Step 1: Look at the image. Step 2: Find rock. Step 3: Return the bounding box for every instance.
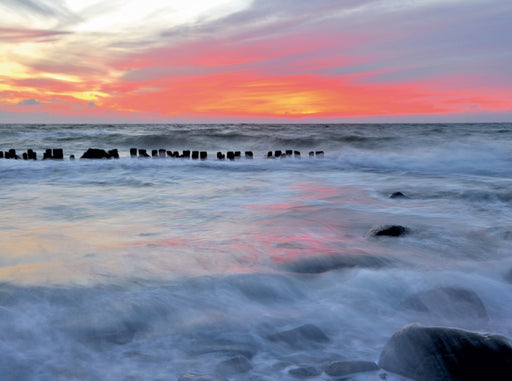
[398,286,489,322]
[505,269,512,283]
[138,149,150,158]
[367,225,409,237]
[268,324,329,349]
[108,149,119,159]
[324,360,379,377]
[289,366,321,378]
[378,323,512,381]
[281,254,392,274]
[215,355,252,376]
[130,148,137,157]
[389,191,408,199]
[178,374,228,381]
[80,148,111,159]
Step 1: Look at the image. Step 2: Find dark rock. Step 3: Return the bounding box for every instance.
[138,149,150,158]
[289,366,321,378]
[367,225,409,237]
[286,149,293,156]
[294,150,301,158]
[389,191,408,199]
[186,343,257,359]
[217,152,225,160]
[80,148,111,159]
[234,151,241,159]
[22,152,28,160]
[282,254,392,274]
[267,151,273,159]
[130,148,137,157]
[309,151,314,158]
[315,151,324,158]
[268,324,329,349]
[178,374,228,381]
[200,151,207,160]
[215,355,252,376]
[226,151,235,161]
[43,148,52,160]
[245,151,253,159]
[505,268,512,283]
[192,151,199,160]
[325,360,379,377]
[151,149,158,157]
[378,323,512,381]
[70,155,75,160]
[158,149,166,158]
[275,150,282,158]
[0,151,3,159]
[398,286,489,322]
[182,150,191,158]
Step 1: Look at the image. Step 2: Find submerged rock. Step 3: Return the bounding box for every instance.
[268,324,330,349]
[398,286,489,322]
[367,225,409,237]
[288,366,321,378]
[281,254,392,274]
[388,191,408,199]
[378,323,512,381]
[324,360,379,377]
[215,355,252,376]
[178,374,228,381]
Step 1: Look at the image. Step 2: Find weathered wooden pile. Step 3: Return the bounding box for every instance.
[0,148,325,161]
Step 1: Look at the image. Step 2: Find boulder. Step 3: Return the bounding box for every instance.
[378,323,512,381]
[389,191,408,199]
[268,324,329,349]
[398,286,489,322]
[367,225,409,237]
[215,355,252,376]
[288,366,321,378]
[281,254,392,274]
[324,360,379,377]
[178,374,228,381]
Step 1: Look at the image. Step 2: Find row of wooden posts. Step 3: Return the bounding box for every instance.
[0,148,325,161]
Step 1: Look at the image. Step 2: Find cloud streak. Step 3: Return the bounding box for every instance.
[1,0,511,122]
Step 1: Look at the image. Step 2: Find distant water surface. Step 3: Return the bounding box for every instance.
[0,123,511,379]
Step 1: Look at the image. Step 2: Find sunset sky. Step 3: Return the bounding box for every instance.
[1,0,511,123]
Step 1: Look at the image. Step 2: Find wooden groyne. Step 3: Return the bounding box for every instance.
[0,148,325,161]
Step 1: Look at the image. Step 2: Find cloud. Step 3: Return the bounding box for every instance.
[0,27,71,43]
[18,98,41,106]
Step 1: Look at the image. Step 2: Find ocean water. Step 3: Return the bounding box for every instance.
[0,123,511,380]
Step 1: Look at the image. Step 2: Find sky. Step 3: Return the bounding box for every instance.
[0,0,511,123]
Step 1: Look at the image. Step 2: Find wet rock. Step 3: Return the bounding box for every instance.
[388,191,408,199]
[178,374,228,381]
[108,149,119,159]
[215,355,252,376]
[80,148,111,159]
[288,366,321,378]
[324,360,379,377]
[130,148,137,157]
[398,286,489,321]
[367,225,409,237]
[186,342,257,359]
[282,254,392,274]
[245,151,253,159]
[268,324,329,349]
[378,323,512,381]
[505,268,512,283]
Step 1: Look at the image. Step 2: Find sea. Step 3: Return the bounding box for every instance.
[0,123,511,380]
